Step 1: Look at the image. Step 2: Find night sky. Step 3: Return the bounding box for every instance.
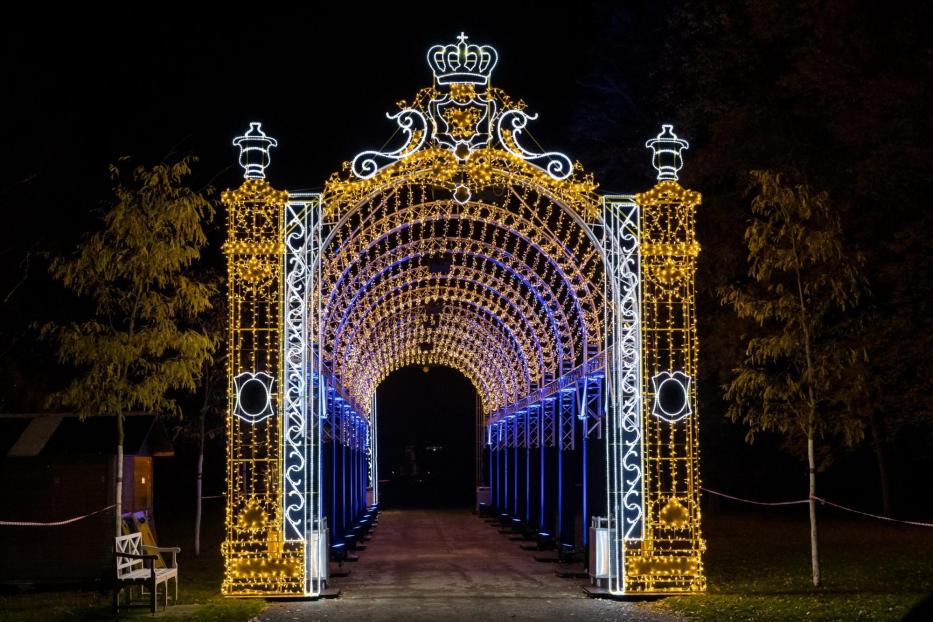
[3,3,931,513]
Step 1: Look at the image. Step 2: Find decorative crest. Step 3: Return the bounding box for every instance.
[233,122,278,180]
[233,371,275,424]
[427,32,498,85]
[646,124,689,181]
[651,371,692,423]
[349,36,572,182]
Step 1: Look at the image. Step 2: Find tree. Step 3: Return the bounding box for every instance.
[719,170,865,587]
[192,343,224,556]
[44,156,215,538]
[169,282,225,556]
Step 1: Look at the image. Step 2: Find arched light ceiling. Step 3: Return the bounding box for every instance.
[318,149,605,416]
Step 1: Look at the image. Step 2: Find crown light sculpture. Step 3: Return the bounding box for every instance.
[351,32,572,179]
[427,32,498,85]
[222,34,704,599]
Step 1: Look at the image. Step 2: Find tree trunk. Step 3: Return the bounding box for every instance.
[792,244,821,588]
[115,413,124,538]
[195,410,205,556]
[868,410,894,518]
[807,432,821,587]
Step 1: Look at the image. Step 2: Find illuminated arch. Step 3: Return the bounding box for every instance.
[317,166,606,418]
[222,33,704,602]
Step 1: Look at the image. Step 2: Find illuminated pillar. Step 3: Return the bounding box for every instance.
[491,424,498,510]
[503,422,510,516]
[488,424,494,510]
[323,388,336,545]
[340,405,348,538]
[584,377,607,540]
[222,123,303,596]
[516,413,526,523]
[511,415,518,518]
[557,388,576,547]
[496,423,504,513]
[349,415,356,523]
[330,395,339,543]
[355,418,362,518]
[537,404,546,533]
[527,404,541,530]
[541,397,557,538]
[627,125,705,593]
[580,412,588,548]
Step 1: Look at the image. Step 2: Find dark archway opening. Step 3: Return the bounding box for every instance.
[376,365,478,509]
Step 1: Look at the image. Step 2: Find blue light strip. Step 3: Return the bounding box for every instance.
[539,405,546,531]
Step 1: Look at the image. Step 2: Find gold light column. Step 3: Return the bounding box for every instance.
[627,126,705,593]
[221,125,303,596]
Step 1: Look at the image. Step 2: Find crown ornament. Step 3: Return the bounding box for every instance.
[427,33,498,85]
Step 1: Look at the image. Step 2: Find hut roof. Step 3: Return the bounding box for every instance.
[0,413,174,458]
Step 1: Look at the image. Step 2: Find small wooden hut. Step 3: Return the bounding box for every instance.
[0,413,173,585]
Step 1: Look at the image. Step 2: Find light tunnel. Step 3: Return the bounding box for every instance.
[319,188,605,415]
[221,34,705,600]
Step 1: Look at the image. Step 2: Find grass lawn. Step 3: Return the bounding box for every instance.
[653,508,933,621]
[3,506,930,621]
[0,504,265,622]
[0,551,265,622]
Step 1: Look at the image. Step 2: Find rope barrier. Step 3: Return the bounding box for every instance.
[814,496,933,528]
[0,495,227,527]
[0,504,116,527]
[702,487,809,506]
[5,490,929,529]
[702,487,933,528]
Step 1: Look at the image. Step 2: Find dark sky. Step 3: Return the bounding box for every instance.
[3,4,629,204]
[3,3,678,273]
[4,4,931,512]
[1,3,633,502]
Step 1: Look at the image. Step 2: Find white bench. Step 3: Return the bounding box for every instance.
[113,532,180,613]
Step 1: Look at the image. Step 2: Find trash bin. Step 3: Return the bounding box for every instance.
[476,486,491,512]
[588,516,610,580]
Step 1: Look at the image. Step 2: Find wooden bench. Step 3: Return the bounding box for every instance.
[113,532,180,613]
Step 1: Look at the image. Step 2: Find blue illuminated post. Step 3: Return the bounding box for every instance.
[525,410,531,526]
[539,403,546,533]
[330,390,338,544]
[340,406,348,538]
[542,396,558,538]
[488,424,495,511]
[498,424,503,514]
[558,386,576,548]
[348,416,355,525]
[512,416,518,519]
[504,422,510,516]
[492,425,498,510]
[582,415,588,548]
[354,418,358,518]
